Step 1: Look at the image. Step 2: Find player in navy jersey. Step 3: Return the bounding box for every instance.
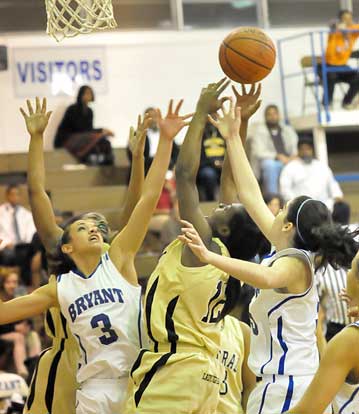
[179,99,359,414]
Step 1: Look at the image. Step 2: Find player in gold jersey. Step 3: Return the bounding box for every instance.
[23,98,149,414]
[126,80,263,413]
[218,314,255,414]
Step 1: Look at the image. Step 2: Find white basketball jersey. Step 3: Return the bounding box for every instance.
[248,248,319,377]
[57,252,143,383]
[333,322,359,414]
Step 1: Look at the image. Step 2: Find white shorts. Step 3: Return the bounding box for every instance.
[76,378,128,414]
[247,374,333,414]
[333,382,359,414]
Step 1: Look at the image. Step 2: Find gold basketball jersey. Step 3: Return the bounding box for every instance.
[217,316,245,414]
[145,238,229,356]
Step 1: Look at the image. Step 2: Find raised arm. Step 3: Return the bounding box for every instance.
[115,114,149,232]
[0,282,57,324]
[179,220,310,291]
[287,327,359,414]
[209,101,275,243]
[109,100,191,276]
[175,78,229,244]
[21,98,63,253]
[219,84,261,204]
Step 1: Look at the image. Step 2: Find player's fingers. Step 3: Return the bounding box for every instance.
[19,108,27,119]
[255,83,262,98]
[231,85,239,98]
[41,98,47,113]
[241,84,246,96]
[27,100,34,115]
[217,80,231,95]
[46,111,52,122]
[174,99,184,115]
[181,112,194,120]
[208,114,218,126]
[252,100,262,113]
[35,97,41,113]
[235,106,241,119]
[215,77,228,88]
[156,108,163,120]
[249,84,255,95]
[168,99,174,116]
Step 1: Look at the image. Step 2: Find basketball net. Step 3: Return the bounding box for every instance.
[45,0,117,42]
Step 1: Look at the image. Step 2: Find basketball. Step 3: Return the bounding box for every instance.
[219,27,276,84]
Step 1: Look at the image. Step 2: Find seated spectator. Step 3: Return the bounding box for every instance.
[0,185,36,284]
[0,339,28,414]
[263,193,284,216]
[197,122,225,201]
[0,271,41,379]
[280,136,343,210]
[54,85,115,165]
[324,9,359,109]
[127,107,179,176]
[249,105,298,194]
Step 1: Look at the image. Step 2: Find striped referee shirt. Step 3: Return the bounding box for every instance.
[316,265,349,326]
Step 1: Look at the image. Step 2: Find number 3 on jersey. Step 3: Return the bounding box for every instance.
[91,313,118,345]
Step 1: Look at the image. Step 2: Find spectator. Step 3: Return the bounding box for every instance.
[324,9,359,109]
[54,85,115,165]
[280,136,343,210]
[0,185,36,279]
[127,107,179,175]
[0,339,28,414]
[0,271,41,379]
[316,201,354,343]
[249,105,298,194]
[263,193,284,216]
[197,122,225,201]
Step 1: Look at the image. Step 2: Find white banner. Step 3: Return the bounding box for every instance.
[12,46,107,97]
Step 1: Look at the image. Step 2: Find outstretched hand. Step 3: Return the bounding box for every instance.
[340,288,359,318]
[20,97,52,137]
[232,83,262,121]
[197,77,231,115]
[158,99,193,141]
[178,220,212,263]
[128,113,152,158]
[208,98,241,140]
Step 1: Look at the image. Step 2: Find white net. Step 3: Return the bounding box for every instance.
[45,0,118,41]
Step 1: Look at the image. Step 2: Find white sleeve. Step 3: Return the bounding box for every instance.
[326,167,343,199]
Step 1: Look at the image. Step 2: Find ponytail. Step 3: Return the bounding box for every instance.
[287,196,359,270]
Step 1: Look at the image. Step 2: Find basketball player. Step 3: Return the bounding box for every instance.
[287,250,359,414]
[126,79,263,414]
[0,97,191,414]
[23,99,150,414]
[217,313,255,414]
[179,100,359,414]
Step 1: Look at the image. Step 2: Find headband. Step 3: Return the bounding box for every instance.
[296,198,314,244]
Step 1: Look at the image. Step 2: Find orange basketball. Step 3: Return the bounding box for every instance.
[219,27,276,84]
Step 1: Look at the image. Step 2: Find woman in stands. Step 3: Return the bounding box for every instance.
[179,99,359,414]
[54,85,115,165]
[24,98,149,414]
[0,96,191,414]
[126,79,263,414]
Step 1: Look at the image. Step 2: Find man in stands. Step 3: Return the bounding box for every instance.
[325,9,359,109]
[0,185,36,281]
[249,104,298,195]
[279,136,343,210]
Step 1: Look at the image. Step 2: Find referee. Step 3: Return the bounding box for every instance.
[317,201,354,341]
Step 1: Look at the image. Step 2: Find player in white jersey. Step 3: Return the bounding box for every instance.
[179,98,359,414]
[288,250,359,414]
[0,97,191,414]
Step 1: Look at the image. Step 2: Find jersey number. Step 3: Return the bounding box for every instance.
[219,370,228,396]
[202,281,226,323]
[91,313,118,345]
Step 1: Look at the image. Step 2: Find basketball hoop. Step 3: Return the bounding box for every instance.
[45,0,118,42]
